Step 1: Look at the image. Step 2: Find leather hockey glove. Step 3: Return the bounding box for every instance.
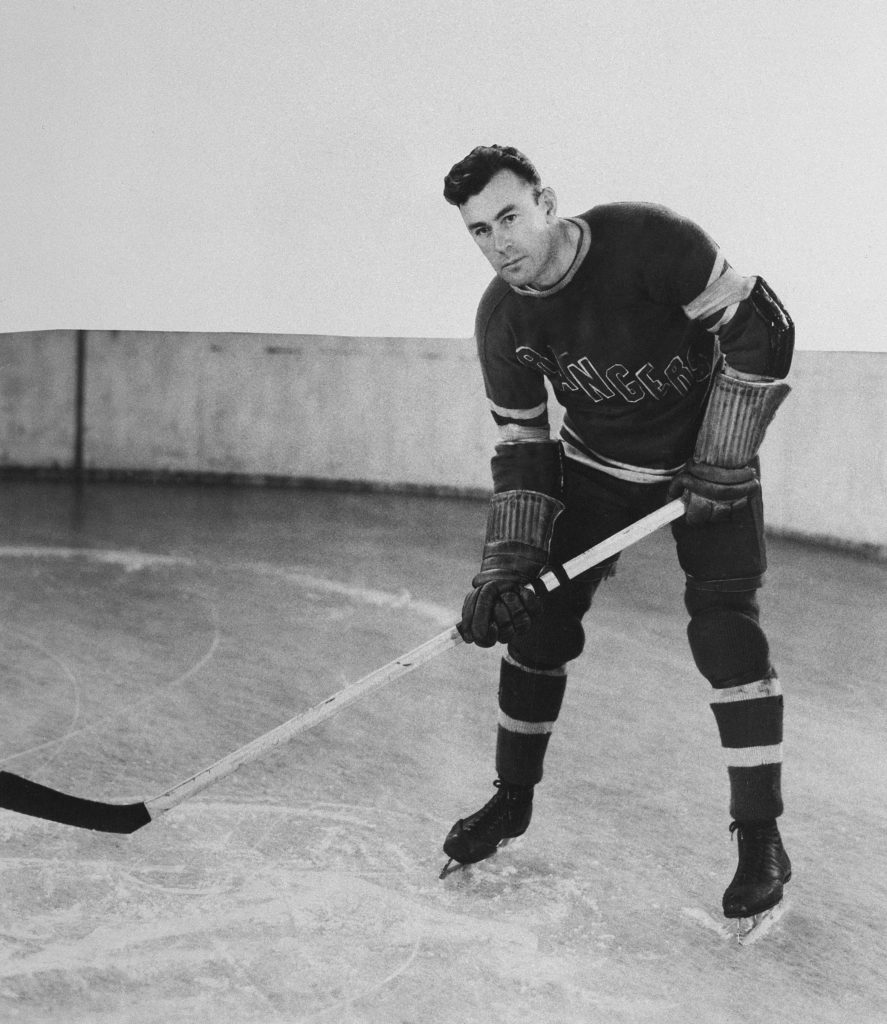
[669,371,790,526]
[459,490,563,648]
[668,460,759,525]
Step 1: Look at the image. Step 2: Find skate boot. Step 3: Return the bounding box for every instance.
[440,780,533,878]
[723,819,791,943]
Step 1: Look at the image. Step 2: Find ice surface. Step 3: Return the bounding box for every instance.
[0,482,884,1023]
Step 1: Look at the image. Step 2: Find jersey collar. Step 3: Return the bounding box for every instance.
[510,218,591,298]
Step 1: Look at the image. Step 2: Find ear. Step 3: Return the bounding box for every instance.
[538,186,557,217]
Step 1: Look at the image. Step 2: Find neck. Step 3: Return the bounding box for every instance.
[527,218,580,291]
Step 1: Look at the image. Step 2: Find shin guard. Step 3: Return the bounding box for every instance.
[687,594,784,821]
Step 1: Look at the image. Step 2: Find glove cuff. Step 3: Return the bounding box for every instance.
[694,372,790,468]
[478,490,564,579]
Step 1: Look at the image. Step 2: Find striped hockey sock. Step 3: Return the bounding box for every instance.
[709,675,784,821]
[496,653,568,787]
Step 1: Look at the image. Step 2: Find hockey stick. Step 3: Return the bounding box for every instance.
[0,498,684,834]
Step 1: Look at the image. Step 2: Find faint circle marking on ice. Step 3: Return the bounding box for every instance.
[0,544,453,763]
[0,548,459,1010]
[0,546,453,625]
[0,623,83,766]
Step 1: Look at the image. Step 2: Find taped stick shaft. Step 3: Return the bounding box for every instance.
[535,498,684,592]
[148,498,684,818]
[146,625,463,818]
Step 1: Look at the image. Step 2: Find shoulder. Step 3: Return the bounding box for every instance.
[581,202,712,242]
[580,203,718,284]
[475,275,513,340]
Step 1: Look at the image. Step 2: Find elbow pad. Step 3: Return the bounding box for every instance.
[685,271,795,379]
[746,277,795,380]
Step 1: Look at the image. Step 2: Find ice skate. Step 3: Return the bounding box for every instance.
[723,819,791,944]
[439,780,533,878]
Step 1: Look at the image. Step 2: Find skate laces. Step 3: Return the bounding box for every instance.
[463,780,527,835]
[729,820,780,874]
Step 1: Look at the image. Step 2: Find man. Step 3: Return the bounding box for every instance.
[440,145,794,927]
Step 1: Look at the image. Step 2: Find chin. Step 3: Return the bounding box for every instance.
[499,265,533,287]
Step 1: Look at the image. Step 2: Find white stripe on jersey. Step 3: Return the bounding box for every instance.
[488,398,547,421]
[561,427,683,484]
[710,302,740,331]
[722,743,783,768]
[683,265,755,324]
[497,424,552,444]
[706,251,727,286]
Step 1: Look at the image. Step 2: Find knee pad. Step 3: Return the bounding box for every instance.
[686,591,772,688]
[508,614,586,670]
[684,582,760,619]
[506,580,590,669]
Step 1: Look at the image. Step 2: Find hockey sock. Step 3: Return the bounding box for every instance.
[495,653,567,787]
[710,675,784,821]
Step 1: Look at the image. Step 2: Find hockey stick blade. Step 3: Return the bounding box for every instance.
[0,499,684,834]
[0,771,151,834]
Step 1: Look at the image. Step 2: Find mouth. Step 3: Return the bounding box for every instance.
[501,256,525,272]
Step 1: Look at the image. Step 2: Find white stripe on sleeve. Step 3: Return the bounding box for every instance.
[497,424,552,443]
[489,399,547,420]
[683,267,755,322]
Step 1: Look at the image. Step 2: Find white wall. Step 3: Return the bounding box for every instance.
[81,331,498,488]
[762,352,886,553]
[0,332,884,557]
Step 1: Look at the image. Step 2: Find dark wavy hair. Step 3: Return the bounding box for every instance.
[443,145,541,206]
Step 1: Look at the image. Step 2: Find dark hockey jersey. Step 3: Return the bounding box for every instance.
[474,202,775,486]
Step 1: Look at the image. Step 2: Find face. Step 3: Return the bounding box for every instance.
[459,170,559,288]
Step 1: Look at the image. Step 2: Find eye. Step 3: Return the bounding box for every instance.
[501,214,517,225]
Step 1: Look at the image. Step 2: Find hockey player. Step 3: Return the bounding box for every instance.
[440,145,794,931]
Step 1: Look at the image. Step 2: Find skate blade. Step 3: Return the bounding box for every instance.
[439,858,463,880]
[438,837,520,880]
[736,898,788,946]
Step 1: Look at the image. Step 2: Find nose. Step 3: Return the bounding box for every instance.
[492,224,512,254]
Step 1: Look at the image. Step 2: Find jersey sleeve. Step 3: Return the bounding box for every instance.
[475,281,561,496]
[639,205,786,377]
[637,205,721,309]
[475,281,549,434]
